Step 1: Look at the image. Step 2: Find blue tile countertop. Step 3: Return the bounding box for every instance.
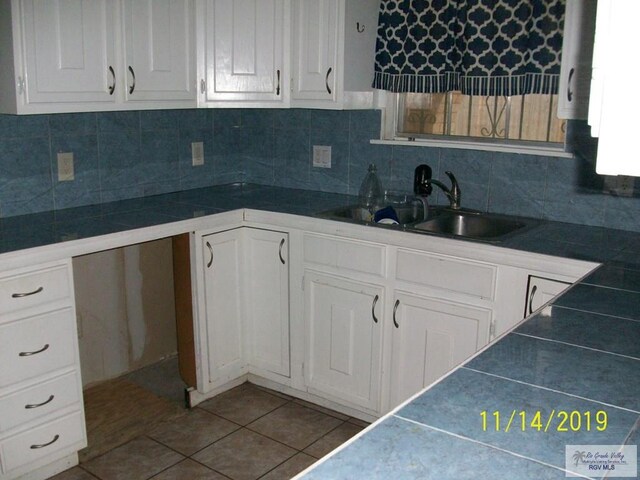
[1,183,639,479]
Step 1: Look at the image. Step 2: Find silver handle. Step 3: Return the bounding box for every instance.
[108,66,115,95]
[393,299,400,328]
[30,434,59,449]
[371,295,379,323]
[12,286,43,298]
[200,78,206,94]
[128,66,136,94]
[206,241,213,269]
[356,22,365,33]
[528,284,538,315]
[279,238,285,265]
[25,395,55,409]
[325,67,332,94]
[276,69,281,96]
[19,344,50,357]
[567,67,574,102]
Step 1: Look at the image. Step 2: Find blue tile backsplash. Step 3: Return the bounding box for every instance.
[0,108,639,232]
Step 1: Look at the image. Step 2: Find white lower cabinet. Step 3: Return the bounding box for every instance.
[304,272,382,412]
[388,291,491,408]
[200,229,246,387]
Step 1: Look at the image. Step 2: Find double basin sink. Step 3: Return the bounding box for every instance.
[318,202,529,241]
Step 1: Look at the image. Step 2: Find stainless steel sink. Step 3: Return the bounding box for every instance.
[412,210,527,239]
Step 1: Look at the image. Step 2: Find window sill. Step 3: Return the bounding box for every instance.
[370,137,574,158]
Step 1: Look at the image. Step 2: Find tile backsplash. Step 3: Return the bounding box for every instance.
[0,108,639,232]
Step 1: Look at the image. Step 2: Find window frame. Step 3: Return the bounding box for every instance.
[373,91,574,158]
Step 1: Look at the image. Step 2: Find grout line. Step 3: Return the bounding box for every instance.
[551,304,640,324]
[462,367,640,414]
[513,331,640,361]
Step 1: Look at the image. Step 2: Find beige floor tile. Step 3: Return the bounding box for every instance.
[150,459,229,479]
[346,417,371,428]
[259,453,317,480]
[82,437,184,480]
[247,403,343,450]
[49,467,99,480]
[291,399,349,421]
[192,429,295,480]
[252,384,293,401]
[303,422,363,458]
[198,383,288,426]
[149,409,239,455]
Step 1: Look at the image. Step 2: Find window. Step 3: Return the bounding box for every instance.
[397,92,566,146]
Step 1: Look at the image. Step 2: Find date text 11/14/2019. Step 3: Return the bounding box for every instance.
[480,410,608,433]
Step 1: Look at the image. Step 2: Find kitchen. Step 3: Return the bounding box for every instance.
[1,0,639,479]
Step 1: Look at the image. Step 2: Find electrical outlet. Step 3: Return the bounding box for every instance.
[191,142,204,166]
[57,152,74,181]
[313,145,332,168]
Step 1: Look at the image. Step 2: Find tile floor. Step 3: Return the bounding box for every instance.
[52,382,368,480]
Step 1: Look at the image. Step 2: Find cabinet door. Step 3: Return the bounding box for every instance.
[202,229,245,385]
[291,0,339,103]
[557,0,597,119]
[244,229,290,378]
[20,0,116,104]
[305,272,382,411]
[122,0,195,103]
[389,292,491,409]
[201,0,286,104]
[525,276,571,317]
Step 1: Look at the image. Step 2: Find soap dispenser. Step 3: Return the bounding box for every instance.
[358,164,383,209]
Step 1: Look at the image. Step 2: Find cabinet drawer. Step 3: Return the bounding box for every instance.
[0,265,71,318]
[0,309,77,389]
[0,372,81,433]
[0,411,85,474]
[396,249,496,300]
[303,234,386,278]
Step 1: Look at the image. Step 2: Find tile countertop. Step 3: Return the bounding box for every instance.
[1,184,639,479]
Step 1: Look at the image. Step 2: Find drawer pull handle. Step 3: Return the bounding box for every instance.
[279,238,286,265]
[12,286,44,298]
[528,284,538,315]
[30,434,59,449]
[325,67,332,94]
[19,344,50,357]
[393,299,400,328]
[371,295,379,323]
[128,66,136,94]
[25,395,55,409]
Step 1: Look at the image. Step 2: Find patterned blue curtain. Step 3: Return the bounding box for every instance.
[373,0,565,96]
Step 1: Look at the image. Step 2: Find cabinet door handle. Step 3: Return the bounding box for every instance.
[393,299,400,328]
[200,78,206,94]
[108,66,116,95]
[25,395,55,409]
[206,241,213,269]
[30,434,59,449]
[528,284,538,315]
[325,67,332,94]
[128,66,136,94]
[371,295,379,323]
[567,67,574,102]
[19,344,50,357]
[276,69,281,96]
[279,238,286,265]
[12,286,43,298]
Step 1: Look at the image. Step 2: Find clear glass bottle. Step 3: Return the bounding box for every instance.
[358,163,383,209]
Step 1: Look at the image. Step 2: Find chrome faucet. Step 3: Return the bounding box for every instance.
[429,171,461,209]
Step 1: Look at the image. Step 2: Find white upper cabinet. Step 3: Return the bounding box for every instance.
[589,0,640,176]
[557,0,597,120]
[0,0,196,114]
[198,0,289,107]
[0,0,117,114]
[122,0,196,104]
[291,0,378,109]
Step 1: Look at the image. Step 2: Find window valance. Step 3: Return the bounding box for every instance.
[373,0,565,96]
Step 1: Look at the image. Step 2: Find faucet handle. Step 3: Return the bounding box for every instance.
[444,171,461,209]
